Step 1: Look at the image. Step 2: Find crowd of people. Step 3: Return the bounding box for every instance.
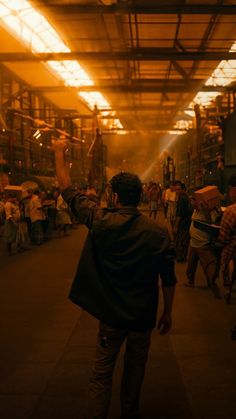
[53,137,177,419]
[52,136,236,418]
[2,177,236,304]
[0,187,75,255]
[143,177,236,304]
[1,150,236,417]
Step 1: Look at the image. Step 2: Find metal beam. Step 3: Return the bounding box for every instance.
[106,105,177,112]
[171,61,189,80]
[28,79,206,91]
[1,50,236,61]
[102,127,186,133]
[34,4,236,15]
[19,104,184,112]
[28,84,226,93]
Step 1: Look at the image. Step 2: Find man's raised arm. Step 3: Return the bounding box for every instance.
[52,138,72,191]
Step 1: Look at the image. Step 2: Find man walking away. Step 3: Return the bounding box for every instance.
[53,138,177,419]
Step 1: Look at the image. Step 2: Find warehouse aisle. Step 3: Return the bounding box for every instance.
[0,223,236,419]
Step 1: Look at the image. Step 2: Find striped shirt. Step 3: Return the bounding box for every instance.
[219,203,236,267]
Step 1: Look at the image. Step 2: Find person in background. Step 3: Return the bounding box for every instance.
[173,183,193,263]
[86,185,100,204]
[52,138,177,419]
[185,191,221,298]
[22,192,31,240]
[165,181,177,229]
[219,174,236,306]
[43,190,57,239]
[39,191,49,238]
[29,189,45,245]
[162,183,169,220]
[4,194,25,254]
[141,183,149,205]
[104,183,113,208]
[56,192,72,237]
[149,182,161,220]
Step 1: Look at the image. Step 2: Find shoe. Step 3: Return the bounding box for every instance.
[207,279,221,299]
[184,281,194,288]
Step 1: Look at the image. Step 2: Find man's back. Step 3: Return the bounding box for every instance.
[63,192,176,331]
[52,143,177,419]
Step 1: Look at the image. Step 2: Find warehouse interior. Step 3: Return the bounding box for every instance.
[1,3,236,419]
[1,1,236,192]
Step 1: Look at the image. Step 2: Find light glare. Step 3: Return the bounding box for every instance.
[0,0,122,127]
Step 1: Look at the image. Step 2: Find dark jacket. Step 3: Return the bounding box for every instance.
[62,189,177,331]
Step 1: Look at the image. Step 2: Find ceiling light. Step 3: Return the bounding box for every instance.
[169,130,186,135]
[190,40,236,108]
[33,129,41,139]
[184,110,195,118]
[174,120,191,130]
[0,0,122,128]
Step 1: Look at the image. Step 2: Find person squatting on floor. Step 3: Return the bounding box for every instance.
[53,138,177,419]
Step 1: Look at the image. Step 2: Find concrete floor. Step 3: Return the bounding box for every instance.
[0,221,236,419]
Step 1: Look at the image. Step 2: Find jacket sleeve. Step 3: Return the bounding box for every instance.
[158,244,177,287]
[153,226,177,287]
[62,187,99,229]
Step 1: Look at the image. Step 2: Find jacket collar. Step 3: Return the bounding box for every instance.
[112,206,141,215]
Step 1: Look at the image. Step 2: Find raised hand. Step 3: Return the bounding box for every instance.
[51,136,69,153]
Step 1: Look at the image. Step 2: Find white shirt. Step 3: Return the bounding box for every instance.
[56,194,69,211]
[165,188,176,203]
[4,201,20,222]
[30,195,45,222]
[190,209,211,248]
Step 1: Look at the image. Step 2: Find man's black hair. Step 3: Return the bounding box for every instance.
[228,174,236,187]
[110,172,142,207]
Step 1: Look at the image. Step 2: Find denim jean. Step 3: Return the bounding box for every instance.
[88,321,152,419]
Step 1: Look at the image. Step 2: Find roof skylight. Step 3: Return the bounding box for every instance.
[0,0,123,129]
[191,41,236,107]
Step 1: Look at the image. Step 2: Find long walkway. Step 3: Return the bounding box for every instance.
[0,220,236,419]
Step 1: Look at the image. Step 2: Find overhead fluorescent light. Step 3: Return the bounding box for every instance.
[0,0,123,128]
